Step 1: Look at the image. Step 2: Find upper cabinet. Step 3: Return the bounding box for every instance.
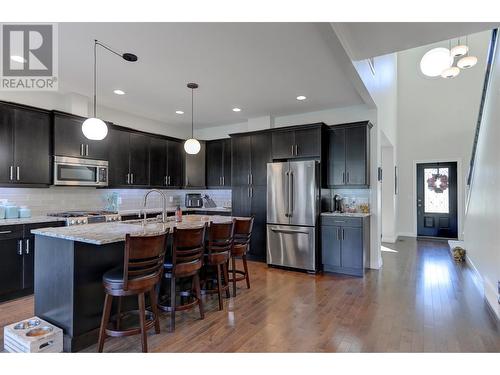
[271,124,323,159]
[53,111,109,160]
[327,122,372,188]
[0,102,51,186]
[108,128,150,187]
[206,138,231,188]
[231,133,271,187]
[184,141,206,188]
[150,137,184,188]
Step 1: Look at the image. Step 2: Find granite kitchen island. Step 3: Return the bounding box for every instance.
[31,215,238,352]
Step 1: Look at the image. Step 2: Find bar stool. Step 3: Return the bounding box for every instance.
[158,224,206,332]
[229,217,254,296]
[97,232,167,353]
[202,220,235,310]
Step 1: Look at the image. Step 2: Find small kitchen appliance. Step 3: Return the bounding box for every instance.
[185,193,203,208]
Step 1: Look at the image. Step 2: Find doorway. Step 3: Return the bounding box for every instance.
[416,162,458,239]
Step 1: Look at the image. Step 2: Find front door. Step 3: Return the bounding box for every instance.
[416,162,458,238]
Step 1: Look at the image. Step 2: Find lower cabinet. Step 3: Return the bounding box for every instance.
[0,221,65,302]
[321,215,370,277]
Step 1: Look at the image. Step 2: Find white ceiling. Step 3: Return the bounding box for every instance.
[58,23,366,129]
[333,22,500,60]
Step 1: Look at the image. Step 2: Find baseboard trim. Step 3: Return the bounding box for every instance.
[381,235,397,243]
[465,254,500,322]
[397,232,416,239]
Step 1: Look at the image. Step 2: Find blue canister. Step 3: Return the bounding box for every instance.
[0,205,5,219]
[19,206,32,218]
[5,204,19,219]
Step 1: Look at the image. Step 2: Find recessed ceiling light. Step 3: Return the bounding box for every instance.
[175,110,184,115]
[232,107,241,112]
[113,89,125,95]
[10,55,26,63]
[296,95,307,101]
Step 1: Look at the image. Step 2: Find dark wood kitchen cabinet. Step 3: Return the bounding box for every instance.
[0,102,51,186]
[321,215,370,277]
[53,111,109,160]
[327,121,372,188]
[0,221,64,302]
[150,137,184,188]
[108,128,150,187]
[271,124,323,159]
[206,138,231,188]
[231,132,271,261]
[184,141,206,188]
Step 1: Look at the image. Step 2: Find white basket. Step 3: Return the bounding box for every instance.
[4,317,63,353]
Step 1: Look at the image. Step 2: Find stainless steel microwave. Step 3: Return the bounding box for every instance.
[53,156,108,187]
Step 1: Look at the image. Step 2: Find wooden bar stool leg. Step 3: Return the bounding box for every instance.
[138,292,148,353]
[216,265,223,311]
[149,287,160,334]
[194,273,204,319]
[98,293,113,353]
[116,296,122,330]
[169,276,176,332]
[243,254,250,289]
[231,257,237,297]
[223,262,230,298]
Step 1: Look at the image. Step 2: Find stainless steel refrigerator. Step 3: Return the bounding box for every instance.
[266,160,319,272]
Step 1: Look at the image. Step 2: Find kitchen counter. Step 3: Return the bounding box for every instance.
[118,206,231,216]
[0,216,67,226]
[321,212,371,218]
[32,214,237,245]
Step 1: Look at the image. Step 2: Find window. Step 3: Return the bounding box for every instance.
[424,167,449,214]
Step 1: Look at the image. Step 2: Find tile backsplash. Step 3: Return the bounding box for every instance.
[0,187,232,216]
[321,188,371,212]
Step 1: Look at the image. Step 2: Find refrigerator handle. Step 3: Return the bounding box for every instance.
[289,171,294,217]
[285,170,289,217]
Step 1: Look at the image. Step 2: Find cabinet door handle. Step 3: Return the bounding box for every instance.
[0,230,12,234]
[16,166,20,181]
[291,145,294,156]
[126,173,130,184]
[346,172,350,183]
[168,176,171,185]
[247,174,250,184]
[248,187,250,197]
[342,172,345,184]
[18,240,23,256]
[85,144,89,156]
[9,166,14,181]
[80,144,84,156]
[222,176,225,186]
[250,174,253,185]
[219,176,222,186]
[295,144,298,155]
[336,227,340,241]
[25,239,30,255]
[342,228,345,241]
[131,173,134,184]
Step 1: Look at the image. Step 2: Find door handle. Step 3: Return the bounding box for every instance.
[127,173,130,184]
[346,172,350,183]
[165,176,167,186]
[17,240,23,256]
[342,228,345,241]
[168,176,171,185]
[295,144,298,156]
[131,173,134,184]
[9,166,14,181]
[289,171,294,217]
[271,228,309,235]
[222,176,225,186]
[16,166,20,181]
[285,170,290,217]
[248,187,250,197]
[25,239,30,254]
[220,176,222,186]
[250,174,253,185]
[250,187,253,197]
[80,144,84,156]
[247,174,250,184]
[336,227,340,241]
[342,172,345,184]
[85,144,89,156]
[291,145,294,156]
[0,230,12,234]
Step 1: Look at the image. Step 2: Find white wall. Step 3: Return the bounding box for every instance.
[396,31,490,238]
[463,33,500,320]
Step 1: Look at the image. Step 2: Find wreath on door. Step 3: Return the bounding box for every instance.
[427,173,449,193]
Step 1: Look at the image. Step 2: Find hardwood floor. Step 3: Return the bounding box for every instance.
[1,237,499,352]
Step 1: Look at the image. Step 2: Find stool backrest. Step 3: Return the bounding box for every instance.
[173,224,206,266]
[234,217,254,246]
[123,231,168,291]
[207,220,235,256]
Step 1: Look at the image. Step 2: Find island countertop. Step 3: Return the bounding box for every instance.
[31,214,239,245]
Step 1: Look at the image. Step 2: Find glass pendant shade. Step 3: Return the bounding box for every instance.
[451,45,468,57]
[441,66,460,79]
[457,55,478,69]
[420,48,453,77]
[184,138,201,154]
[82,117,108,140]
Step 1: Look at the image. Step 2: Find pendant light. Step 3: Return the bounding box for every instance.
[441,66,460,79]
[82,40,138,140]
[184,83,201,155]
[420,47,453,77]
[457,36,478,69]
[451,38,468,58]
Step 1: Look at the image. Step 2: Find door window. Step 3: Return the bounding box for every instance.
[424,167,449,214]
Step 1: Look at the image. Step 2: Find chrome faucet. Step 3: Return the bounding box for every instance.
[143,189,167,223]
